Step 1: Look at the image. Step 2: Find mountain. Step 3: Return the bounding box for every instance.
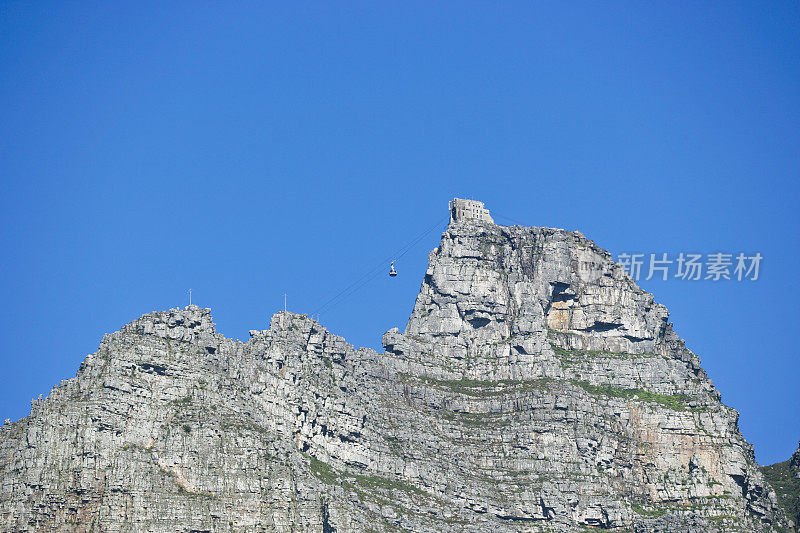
[761,443,800,531]
[0,200,791,531]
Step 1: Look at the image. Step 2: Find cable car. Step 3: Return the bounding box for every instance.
[389,261,397,277]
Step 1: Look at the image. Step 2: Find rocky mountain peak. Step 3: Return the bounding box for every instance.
[0,199,792,531]
[122,304,216,337]
[405,217,667,351]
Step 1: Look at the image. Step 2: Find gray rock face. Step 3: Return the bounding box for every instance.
[0,217,789,531]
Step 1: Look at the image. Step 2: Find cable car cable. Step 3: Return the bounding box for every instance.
[493,212,527,226]
[312,216,448,317]
[313,216,447,316]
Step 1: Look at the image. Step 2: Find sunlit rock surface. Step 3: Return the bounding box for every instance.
[0,217,789,531]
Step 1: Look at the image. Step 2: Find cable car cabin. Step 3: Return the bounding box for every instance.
[389,261,397,277]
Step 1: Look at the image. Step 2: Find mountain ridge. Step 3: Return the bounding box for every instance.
[0,214,792,531]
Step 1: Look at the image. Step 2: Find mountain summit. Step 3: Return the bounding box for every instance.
[0,200,790,531]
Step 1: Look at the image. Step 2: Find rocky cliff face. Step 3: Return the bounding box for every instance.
[0,217,790,531]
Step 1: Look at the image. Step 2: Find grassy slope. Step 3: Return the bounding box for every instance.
[761,454,800,529]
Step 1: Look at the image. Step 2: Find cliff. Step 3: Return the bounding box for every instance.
[0,216,790,531]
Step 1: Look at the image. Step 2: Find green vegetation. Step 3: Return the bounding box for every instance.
[488,333,520,346]
[438,410,513,428]
[171,395,192,407]
[302,452,427,500]
[219,417,268,434]
[302,452,339,485]
[761,459,800,526]
[631,503,666,517]
[551,343,656,360]
[571,380,691,411]
[707,515,737,522]
[383,435,405,455]
[352,472,427,497]
[182,424,192,434]
[400,374,552,398]
[176,484,215,499]
[120,443,150,452]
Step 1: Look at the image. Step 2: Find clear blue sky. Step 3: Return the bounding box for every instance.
[1,2,798,464]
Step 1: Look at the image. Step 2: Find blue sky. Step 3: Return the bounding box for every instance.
[1,2,797,464]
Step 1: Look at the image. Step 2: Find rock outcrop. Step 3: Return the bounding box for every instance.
[0,212,790,531]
